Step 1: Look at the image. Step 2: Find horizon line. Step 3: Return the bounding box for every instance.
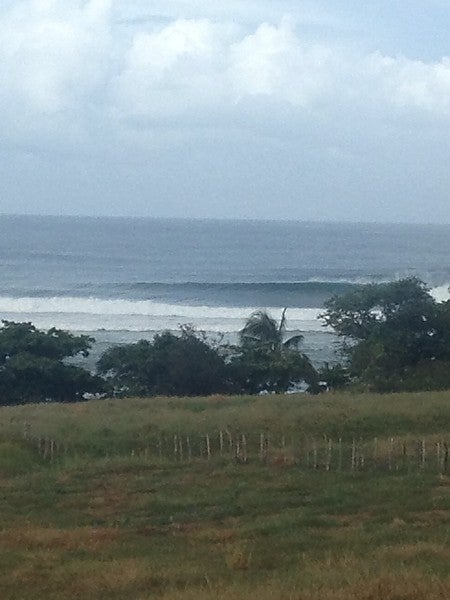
[1,212,449,228]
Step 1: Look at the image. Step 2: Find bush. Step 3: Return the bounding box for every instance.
[321,278,450,392]
[97,326,229,397]
[228,345,319,394]
[0,321,104,404]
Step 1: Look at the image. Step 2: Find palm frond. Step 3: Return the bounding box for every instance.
[240,310,281,346]
[283,334,304,349]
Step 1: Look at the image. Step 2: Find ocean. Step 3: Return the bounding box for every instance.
[1,215,450,368]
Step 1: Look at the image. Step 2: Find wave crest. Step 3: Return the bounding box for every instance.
[0,296,324,333]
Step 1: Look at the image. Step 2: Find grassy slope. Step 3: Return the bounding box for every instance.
[0,392,449,599]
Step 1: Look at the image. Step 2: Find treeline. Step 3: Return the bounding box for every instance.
[1,277,450,404]
[0,313,318,404]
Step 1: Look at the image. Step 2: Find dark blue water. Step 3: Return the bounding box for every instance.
[1,215,449,365]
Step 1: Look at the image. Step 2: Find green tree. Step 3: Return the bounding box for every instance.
[321,278,450,391]
[230,310,319,394]
[239,309,304,352]
[318,363,350,391]
[97,326,229,397]
[0,321,103,404]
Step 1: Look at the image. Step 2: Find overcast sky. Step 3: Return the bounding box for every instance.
[1,0,450,222]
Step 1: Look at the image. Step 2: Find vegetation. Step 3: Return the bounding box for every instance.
[322,277,450,392]
[0,321,103,404]
[0,280,449,597]
[0,392,449,599]
[228,309,319,394]
[92,278,450,396]
[98,312,319,398]
[239,308,304,351]
[1,277,450,404]
[98,326,229,397]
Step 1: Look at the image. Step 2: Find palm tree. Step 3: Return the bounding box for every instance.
[236,309,319,393]
[239,308,304,352]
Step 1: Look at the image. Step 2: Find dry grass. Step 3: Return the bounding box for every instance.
[2,389,450,443]
[0,391,449,599]
[154,573,450,600]
[0,526,120,552]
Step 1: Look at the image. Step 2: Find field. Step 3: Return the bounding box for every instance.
[0,392,450,599]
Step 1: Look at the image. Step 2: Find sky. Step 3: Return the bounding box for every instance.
[1,0,450,222]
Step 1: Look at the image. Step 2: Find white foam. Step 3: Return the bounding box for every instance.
[430,284,450,303]
[0,296,324,333]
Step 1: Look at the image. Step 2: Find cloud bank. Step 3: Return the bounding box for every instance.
[1,0,450,220]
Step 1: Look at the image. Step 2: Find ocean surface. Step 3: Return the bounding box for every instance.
[1,215,450,367]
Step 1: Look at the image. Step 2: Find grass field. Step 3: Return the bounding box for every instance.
[0,391,450,599]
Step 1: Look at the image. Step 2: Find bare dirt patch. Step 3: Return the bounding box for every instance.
[0,526,120,552]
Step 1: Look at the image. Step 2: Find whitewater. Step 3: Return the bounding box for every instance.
[0,296,322,333]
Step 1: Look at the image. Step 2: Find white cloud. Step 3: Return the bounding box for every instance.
[1,1,450,148]
[112,18,348,120]
[113,16,450,123]
[113,19,234,118]
[229,19,337,107]
[1,1,450,221]
[365,52,450,114]
[0,0,112,116]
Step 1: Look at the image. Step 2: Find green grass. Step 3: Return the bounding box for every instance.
[3,390,450,440]
[0,391,449,598]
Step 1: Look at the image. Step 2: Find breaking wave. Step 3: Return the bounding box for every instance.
[0,281,447,334]
[0,296,324,333]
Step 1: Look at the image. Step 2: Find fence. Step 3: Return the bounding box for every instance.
[21,423,450,473]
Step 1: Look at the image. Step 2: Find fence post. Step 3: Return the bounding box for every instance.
[388,438,394,471]
[326,439,332,471]
[178,436,183,462]
[351,438,356,471]
[359,437,365,469]
[421,439,426,469]
[174,435,178,461]
[313,439,318,470]
[242,434,248,463]
[306,439,311,469]
[43,437,49,461]
[186,436,192,462]
[206,434,211,461]
[226,430,233,454]
[235,436,241,462]
[281,435,286,463]
[443,442,448,473]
